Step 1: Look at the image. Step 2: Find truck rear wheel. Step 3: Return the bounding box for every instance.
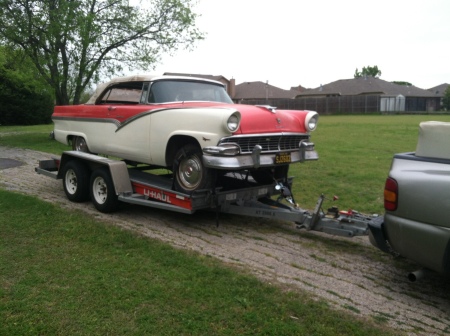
[173,144,215,194]
[62,160,90,202]
[90,167,119,213]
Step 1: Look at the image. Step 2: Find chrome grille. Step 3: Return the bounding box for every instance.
[219,135,309,154]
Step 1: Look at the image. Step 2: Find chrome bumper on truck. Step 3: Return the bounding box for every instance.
[203,141,318,169]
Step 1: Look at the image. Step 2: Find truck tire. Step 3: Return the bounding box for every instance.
[72,136,90,153]
[250,165,289,184]
[62,160,90,202]
[90,167,119,213]
[173,144,215,194]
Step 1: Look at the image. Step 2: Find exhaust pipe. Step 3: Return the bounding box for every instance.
[408,268,428,282]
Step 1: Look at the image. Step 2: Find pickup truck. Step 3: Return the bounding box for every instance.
[369,121,450,276]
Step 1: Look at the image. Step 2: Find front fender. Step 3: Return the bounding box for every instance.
[150,107,238,165]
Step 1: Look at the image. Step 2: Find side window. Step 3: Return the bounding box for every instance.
[148,83,156,103]
[140,83,149,104]
[98,82,144,104]
[148,82,170,103]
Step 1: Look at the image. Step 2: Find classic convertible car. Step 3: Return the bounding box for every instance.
[52,75,319,194]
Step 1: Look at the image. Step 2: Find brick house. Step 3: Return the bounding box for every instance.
[233,81,301,103]
[296,77,440,112]
[163,72,444,113]
[428,83,449,109]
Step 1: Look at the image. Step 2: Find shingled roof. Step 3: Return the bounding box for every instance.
[234,81,300,100]
[428,83,449,97]
[297,77,436,98]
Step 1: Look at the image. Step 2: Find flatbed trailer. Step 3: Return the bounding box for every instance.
[36,151,381,238]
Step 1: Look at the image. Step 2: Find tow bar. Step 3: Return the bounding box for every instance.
[218,182,378,238]
[297,193,375,237]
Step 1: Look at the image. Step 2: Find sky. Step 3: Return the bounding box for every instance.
[148,0,450,90]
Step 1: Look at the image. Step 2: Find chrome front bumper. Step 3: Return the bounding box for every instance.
[202,142,318,169]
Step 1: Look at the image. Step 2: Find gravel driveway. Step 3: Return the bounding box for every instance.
[1,146,449,335]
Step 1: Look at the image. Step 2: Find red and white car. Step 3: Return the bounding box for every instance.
[52,75,319,194]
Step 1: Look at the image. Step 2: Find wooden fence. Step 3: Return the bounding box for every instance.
[237,95,440,114]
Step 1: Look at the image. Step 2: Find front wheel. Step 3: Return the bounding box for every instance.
[173,144,215,194]
[90,167,119,213]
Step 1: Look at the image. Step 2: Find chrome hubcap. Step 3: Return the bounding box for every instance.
[179,156,202,190]
[74,137,88,152]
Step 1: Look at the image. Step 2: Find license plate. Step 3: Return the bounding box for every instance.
[275,153,291,164]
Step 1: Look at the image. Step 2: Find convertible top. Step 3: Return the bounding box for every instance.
[85,74,224,105]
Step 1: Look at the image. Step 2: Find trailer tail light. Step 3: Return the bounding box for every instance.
[384,177,398,211]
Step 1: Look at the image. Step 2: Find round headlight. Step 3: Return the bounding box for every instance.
[227,112,240,132]
[305,111,319,132]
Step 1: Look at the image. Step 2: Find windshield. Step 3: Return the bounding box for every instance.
[148,80,233,104]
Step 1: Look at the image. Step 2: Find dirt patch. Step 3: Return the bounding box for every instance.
[0,158,26,169]
[1,146,449,335]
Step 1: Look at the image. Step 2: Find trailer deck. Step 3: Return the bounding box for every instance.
[36,151,379,238]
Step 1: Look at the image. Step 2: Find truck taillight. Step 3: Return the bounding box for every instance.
[384,177,398,211]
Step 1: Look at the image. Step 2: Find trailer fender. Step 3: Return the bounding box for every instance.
[58,151,133,196]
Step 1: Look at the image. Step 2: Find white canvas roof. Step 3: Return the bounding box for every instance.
[85,74,222,104]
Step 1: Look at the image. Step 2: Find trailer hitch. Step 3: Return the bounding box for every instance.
[275,182,295,206]
[296,194,376,237]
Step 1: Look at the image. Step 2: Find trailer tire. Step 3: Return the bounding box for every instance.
[90,167,119,213]
[173,144,215,194]
[62,160,90,202]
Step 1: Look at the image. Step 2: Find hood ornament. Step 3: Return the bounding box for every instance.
[256,105,277,113]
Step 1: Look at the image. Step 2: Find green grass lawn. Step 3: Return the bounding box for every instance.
[0,124,67,154]
[289,115,450,213]
[1,115,450,335]
[0,190,395,335]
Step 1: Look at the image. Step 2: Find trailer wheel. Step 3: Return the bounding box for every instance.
[250,165,289,184]
[90,167,119,213]
[62,160,90,202]
[72,136,90,153]
[173,144,215,194]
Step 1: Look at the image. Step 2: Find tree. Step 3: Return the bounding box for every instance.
[354,65,382,78]
[443,86,450,111]
[0,46,54,125]
[0,0,204,105]
[392,81,412,86]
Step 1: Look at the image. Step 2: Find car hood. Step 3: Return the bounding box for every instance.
[231,104,310,134]
[177,102,311,134]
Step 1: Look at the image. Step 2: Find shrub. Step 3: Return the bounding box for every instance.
[0,47,54,125]
[443,86,450,111]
